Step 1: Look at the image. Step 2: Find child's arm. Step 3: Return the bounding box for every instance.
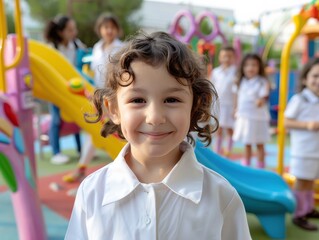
[232,82,238,117]
[233,92,238,118]
[284,118,319,131]
[256,79,270,107]
[256,97,267,107]
[210,69,215,83]
[221,190,252,239]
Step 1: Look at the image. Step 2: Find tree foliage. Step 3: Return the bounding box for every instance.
[4,2,15,33]
[25,0,143,46]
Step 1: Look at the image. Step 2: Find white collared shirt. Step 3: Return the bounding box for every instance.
[49,39,85,66]
[235,76,270,121]
[211,65,237,106]
[285,88,319,158]
[91,39,123,88]
[65,142,251,240]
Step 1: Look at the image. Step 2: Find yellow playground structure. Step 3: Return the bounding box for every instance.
[277,0,319,201]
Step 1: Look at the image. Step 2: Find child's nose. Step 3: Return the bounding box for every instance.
[145,104,166,126]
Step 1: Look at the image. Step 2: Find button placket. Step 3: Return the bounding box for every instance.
[142,185,157,237]
[143,185,151,226]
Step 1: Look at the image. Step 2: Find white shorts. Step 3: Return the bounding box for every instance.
[290,157,319,180]
[218,105,234,129]
[233,117,270,144]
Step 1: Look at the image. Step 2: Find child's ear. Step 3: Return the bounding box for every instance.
[104,99,120,125]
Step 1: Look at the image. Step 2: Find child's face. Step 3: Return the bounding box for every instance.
[243,58,259,79]
[304,63,319,96]
[59,20,78,42]
[100,21,119,44]
[218,50,235,67]
[108,61,193,161]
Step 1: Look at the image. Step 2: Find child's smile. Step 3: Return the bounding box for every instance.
[139,130,174,140]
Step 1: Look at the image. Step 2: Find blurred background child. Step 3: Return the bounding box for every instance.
[284,58,319,231]
[233,53,270,168]
[91,13,123,88]
[210,46,236,157]
[63,13,123,182]
[44,15,85,164]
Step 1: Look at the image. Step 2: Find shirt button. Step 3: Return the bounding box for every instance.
[145,216,151,225]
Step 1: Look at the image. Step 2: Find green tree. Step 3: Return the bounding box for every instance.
[25,0,143,46]
[4,2,15,33]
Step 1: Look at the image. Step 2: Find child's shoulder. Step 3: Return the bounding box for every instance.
[211,65,223,74]
[256,76,268,83]
[201,165,233,185]
[92,39,104,50]
[200,164,236,195]
[79,162,114,191]
[288,93,304,104]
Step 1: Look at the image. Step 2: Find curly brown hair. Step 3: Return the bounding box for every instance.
[86,31,219,146]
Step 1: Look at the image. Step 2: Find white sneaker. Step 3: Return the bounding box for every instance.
[51,153,70,165]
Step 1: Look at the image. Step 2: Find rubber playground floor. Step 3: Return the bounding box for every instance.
[0,134,319,240]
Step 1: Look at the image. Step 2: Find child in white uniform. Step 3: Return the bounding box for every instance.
[211,46,236,156]
[233,53,270,168]
[63,13,123,183]
[91,13,124,88]
[44,15,85,164]
[284,58,319,231]
[65,32,251,240]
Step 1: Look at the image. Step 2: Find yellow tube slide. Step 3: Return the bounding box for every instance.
[28,40,125,159]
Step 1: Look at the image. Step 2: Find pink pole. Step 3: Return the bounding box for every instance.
[2,34,47,239]
[1,145,46,240]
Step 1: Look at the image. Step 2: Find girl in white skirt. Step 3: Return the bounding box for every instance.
[233,53,270,168]
[284,58,319,231]
[210,46,237,157]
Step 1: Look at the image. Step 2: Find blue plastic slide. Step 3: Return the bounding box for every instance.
[195,141,296,239]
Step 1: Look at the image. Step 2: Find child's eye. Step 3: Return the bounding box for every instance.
[131,98,146,104]
[165,98,180,103]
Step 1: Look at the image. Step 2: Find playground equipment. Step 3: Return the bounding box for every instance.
[277,0,319,200]
[261,18,291,63]
[75,48,94,85]
[169,10,243,71]
[169,10,228,44]
[195,141,295,239]
[268,71,299,125]
[301,22,319,64]
[0,0,125,239]
[0,1,47,239]
[28,39,125,157]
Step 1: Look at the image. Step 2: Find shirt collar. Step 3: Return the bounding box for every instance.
[162,141,204,204]
[218,64,236,73]
[58,41,75,50]
[302,88,319,103]
[102,144,140,206]
[96,38,122,50]
[102,141,204,206]
[243,75,260,83]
